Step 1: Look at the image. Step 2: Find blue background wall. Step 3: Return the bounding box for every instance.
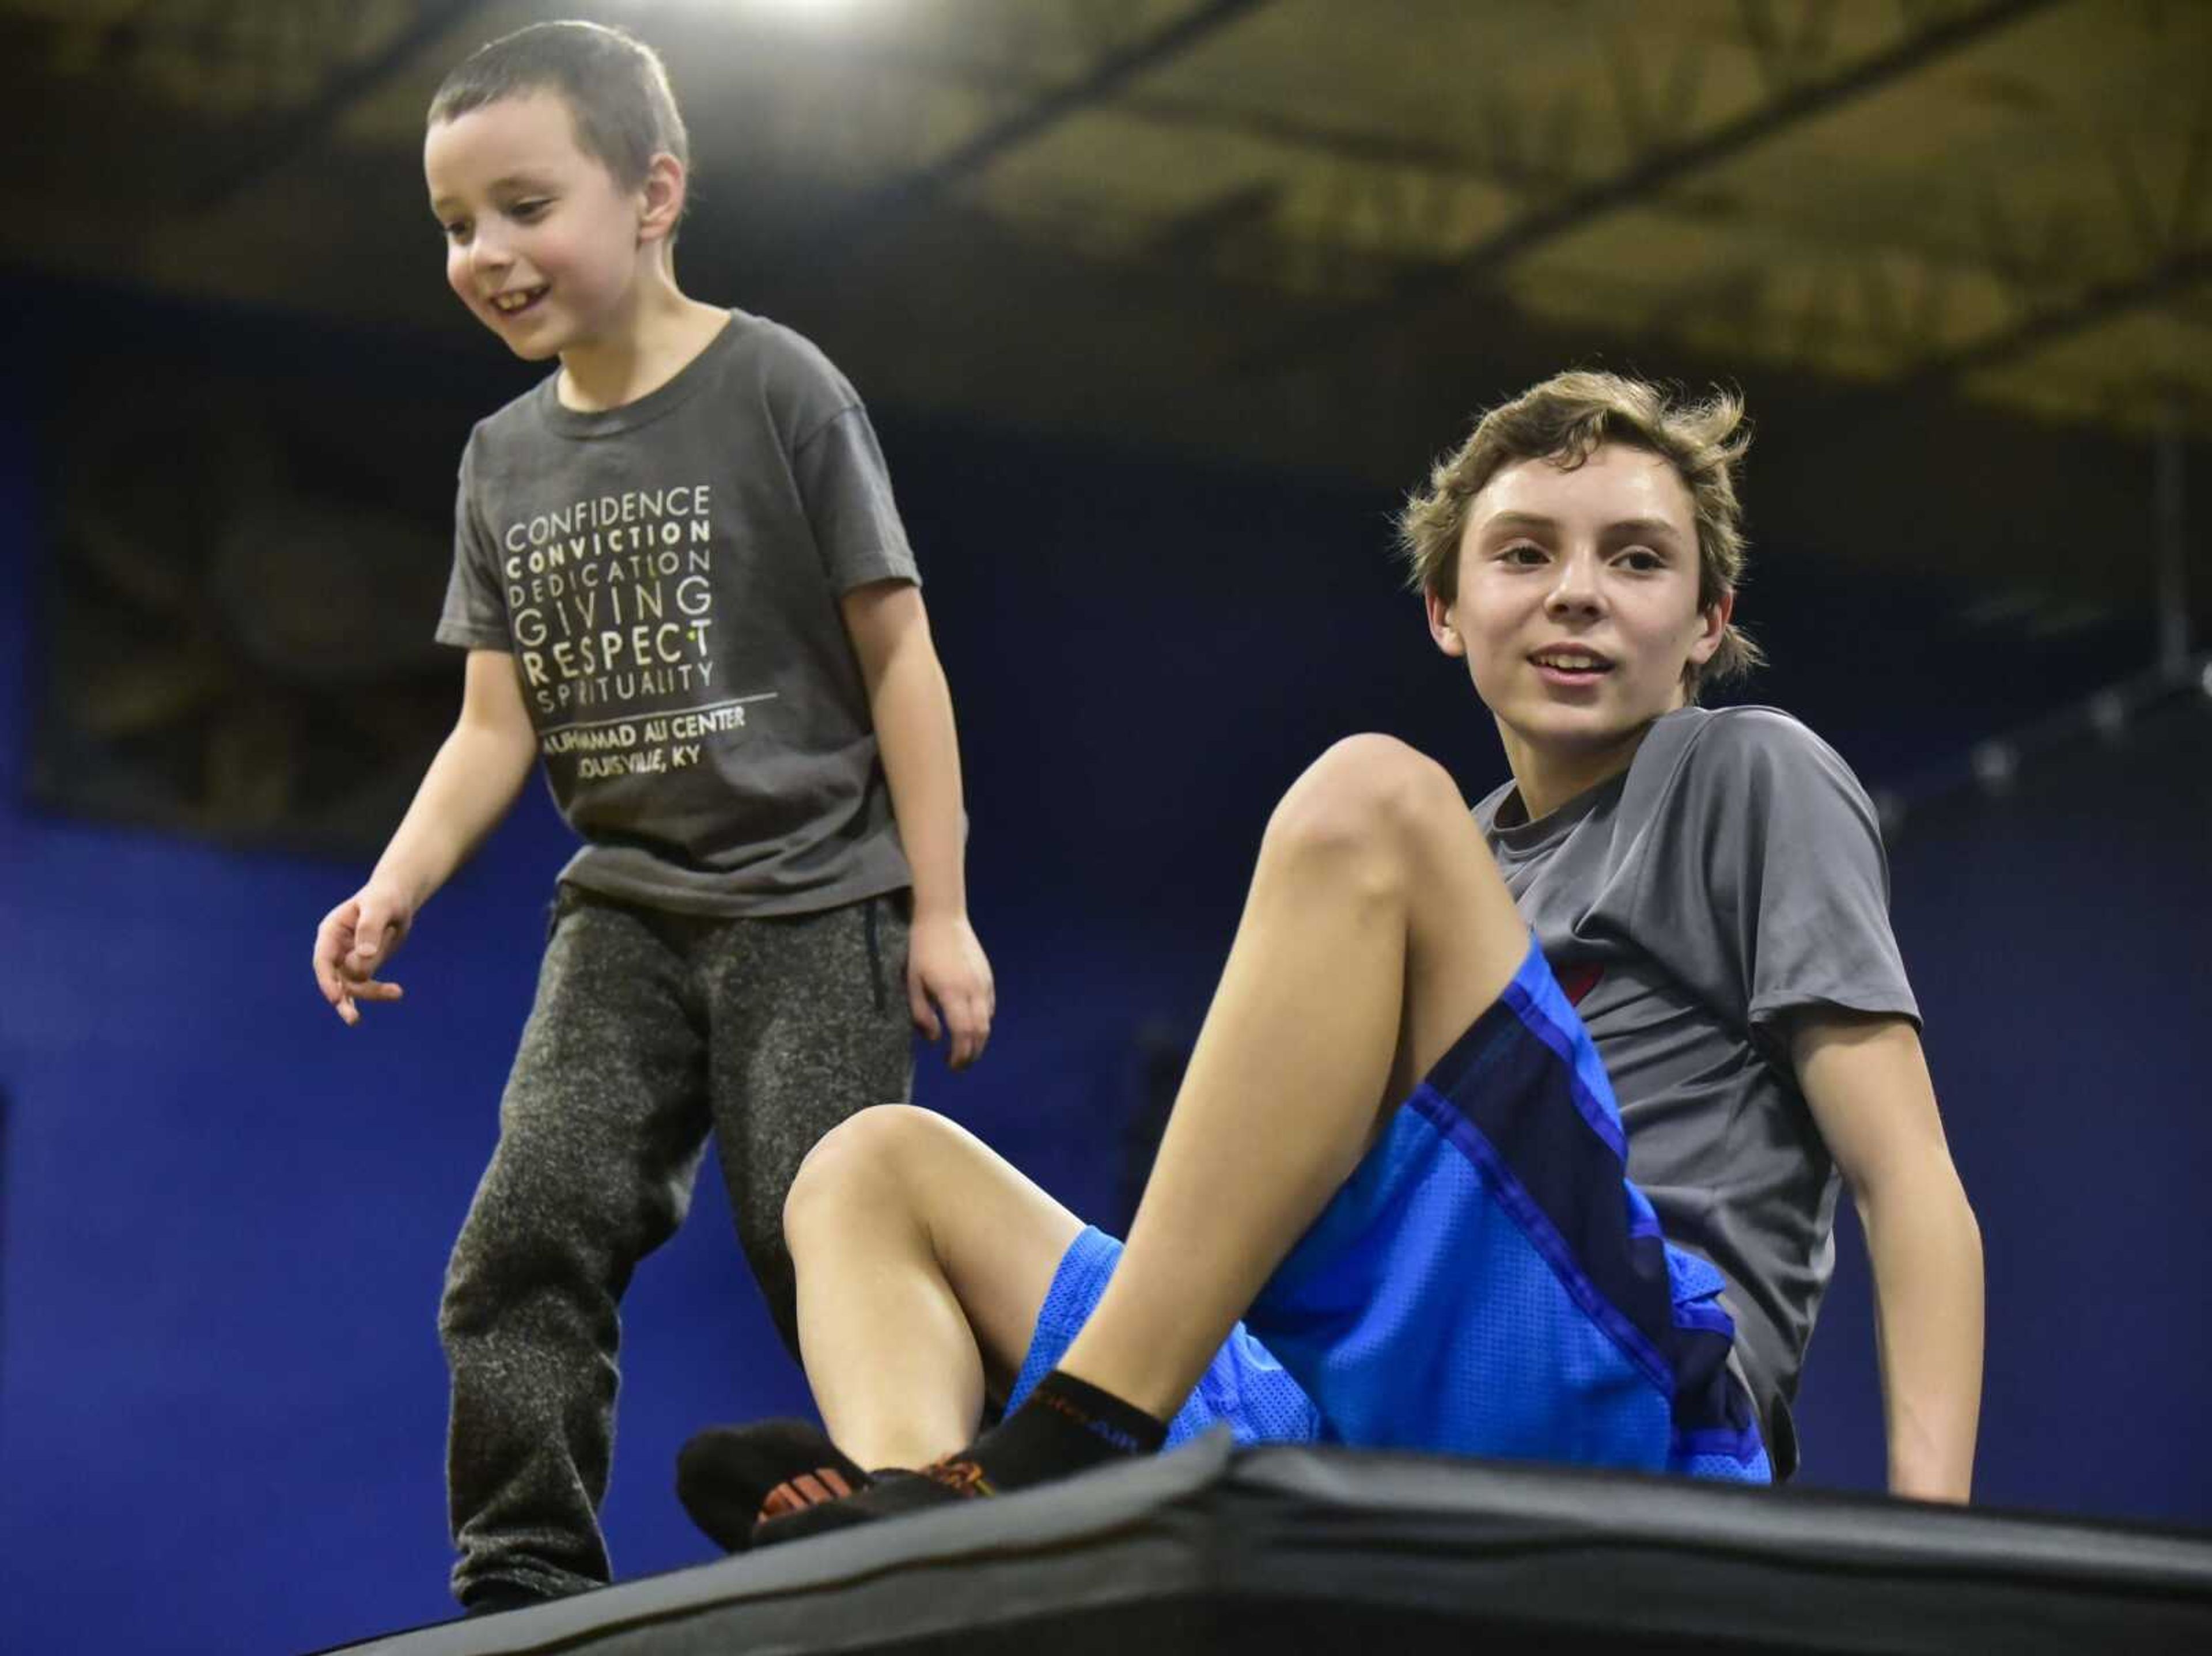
[2,291,2207,1654]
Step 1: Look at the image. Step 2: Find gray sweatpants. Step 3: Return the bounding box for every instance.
[438,886,914,1604]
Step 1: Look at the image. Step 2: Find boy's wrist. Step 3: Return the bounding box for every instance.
[368,857,432,914]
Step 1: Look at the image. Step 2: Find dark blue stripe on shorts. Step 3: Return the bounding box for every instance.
[1426,946,1759,1450]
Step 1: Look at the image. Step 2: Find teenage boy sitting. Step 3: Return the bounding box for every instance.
[678,373,1984,1548]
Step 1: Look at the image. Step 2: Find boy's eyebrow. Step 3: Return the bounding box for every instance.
[1602,516,1688,543]
[1480,511,1685,543]
[427,175,554,213]
[1480,511,1560,536]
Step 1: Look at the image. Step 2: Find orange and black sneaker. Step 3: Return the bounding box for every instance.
[676,1419,874,1552]
[918,1455,998,1499]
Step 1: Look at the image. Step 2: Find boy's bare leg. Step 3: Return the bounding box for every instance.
[738,734,1530,1544]
[1058,734,1529,1418]
[781,1105,1084,1471]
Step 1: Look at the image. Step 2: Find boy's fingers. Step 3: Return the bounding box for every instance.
[908,975,941,1043]
[332,979,403,1024]
[351,906,387,964]
[948,991,990,1069]
[313,917,354,1003]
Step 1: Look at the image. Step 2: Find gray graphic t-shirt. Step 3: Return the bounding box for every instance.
[438,311,918,917]
[1474,705,1919,1474]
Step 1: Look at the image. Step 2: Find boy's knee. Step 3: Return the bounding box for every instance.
[782,1102,940,1242]
[439,1144,681,1339]
[1267,735,1465,878]
[437,1221,556,1346]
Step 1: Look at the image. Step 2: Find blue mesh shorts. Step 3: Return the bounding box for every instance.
[1010,936,1770,1481]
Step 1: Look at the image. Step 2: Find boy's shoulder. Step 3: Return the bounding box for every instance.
[654,305,859,407]
[1639,704,1880,844]
[726,309,864,418]
[1643,703,1842,785]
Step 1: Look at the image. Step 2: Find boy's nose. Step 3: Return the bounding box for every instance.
[1544,551,1603,615]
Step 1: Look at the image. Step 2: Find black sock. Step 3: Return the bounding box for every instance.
[963,1369,1170,1490]
[750,1371,1168,1549]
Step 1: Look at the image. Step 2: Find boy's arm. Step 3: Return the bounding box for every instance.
[310,648,538,1024]
[839,579,994,1069]
[1793,1011,1984,1501]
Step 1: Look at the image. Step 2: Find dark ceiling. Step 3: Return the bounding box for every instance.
[7,0,2208,436]
[5,0,2209,845]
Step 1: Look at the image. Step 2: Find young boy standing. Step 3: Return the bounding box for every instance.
[306,21,993,1612]
[675,372,1983,1548]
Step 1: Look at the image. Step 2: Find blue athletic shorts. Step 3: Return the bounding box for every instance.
[1009,935,1771,1482]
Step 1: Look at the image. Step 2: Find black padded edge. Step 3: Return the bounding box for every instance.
[320,1438,2212,1656]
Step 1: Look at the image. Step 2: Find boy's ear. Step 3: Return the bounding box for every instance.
[637,151,685,242]
[1425,586,1465,657]
[1687,587,1734,664]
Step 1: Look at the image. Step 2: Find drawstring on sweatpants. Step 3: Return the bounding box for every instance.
[863,897,887,1014]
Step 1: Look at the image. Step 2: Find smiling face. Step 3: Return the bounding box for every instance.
[1429,442,1730,811]
[424,89,664,360]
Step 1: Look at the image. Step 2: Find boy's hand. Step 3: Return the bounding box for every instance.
[906,911,994,1070]
[312,882,415,1026]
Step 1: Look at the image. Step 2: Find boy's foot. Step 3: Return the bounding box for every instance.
[751,1370,1167,1549]
[751,1454,978,1545]
[676,1418,878,1551]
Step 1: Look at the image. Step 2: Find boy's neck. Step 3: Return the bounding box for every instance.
[1498,717,1664,824]
[556,275,729,414]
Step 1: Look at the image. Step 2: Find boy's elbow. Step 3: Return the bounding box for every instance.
[451,702,537,777]
[1957,1187,1984,1261]
[1857,1158,1982,1272]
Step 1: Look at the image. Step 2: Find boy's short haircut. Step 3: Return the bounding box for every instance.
[428,20,689,200]
[1399,371,1763,699]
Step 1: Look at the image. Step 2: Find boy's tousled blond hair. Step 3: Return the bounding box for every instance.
[1399,371,1763,698]
[429,20,688,211]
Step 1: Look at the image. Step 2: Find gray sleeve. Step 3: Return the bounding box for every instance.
[791,406,921,595]
[754,323,919,594]
[1689,711,1919,1036]
[434,435,510,651]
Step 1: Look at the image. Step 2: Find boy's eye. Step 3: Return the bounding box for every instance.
[441,219,471,243]
[1618,548,1664,571]
[508,198,551,220]
[1500,543,1547,565]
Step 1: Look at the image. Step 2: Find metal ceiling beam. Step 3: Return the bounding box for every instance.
[815,0,1275,249]
[191,0,499,212]
[1902,241,2212,388]
[1245,0,2065,373]
[709,29,1574,189]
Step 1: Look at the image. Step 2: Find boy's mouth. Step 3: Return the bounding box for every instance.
[488,285,549,317]
[1530,647,1613,685]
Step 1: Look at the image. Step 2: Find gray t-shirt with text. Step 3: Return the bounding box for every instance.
[438,310,918,917]
[1475,705,1919,1472]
